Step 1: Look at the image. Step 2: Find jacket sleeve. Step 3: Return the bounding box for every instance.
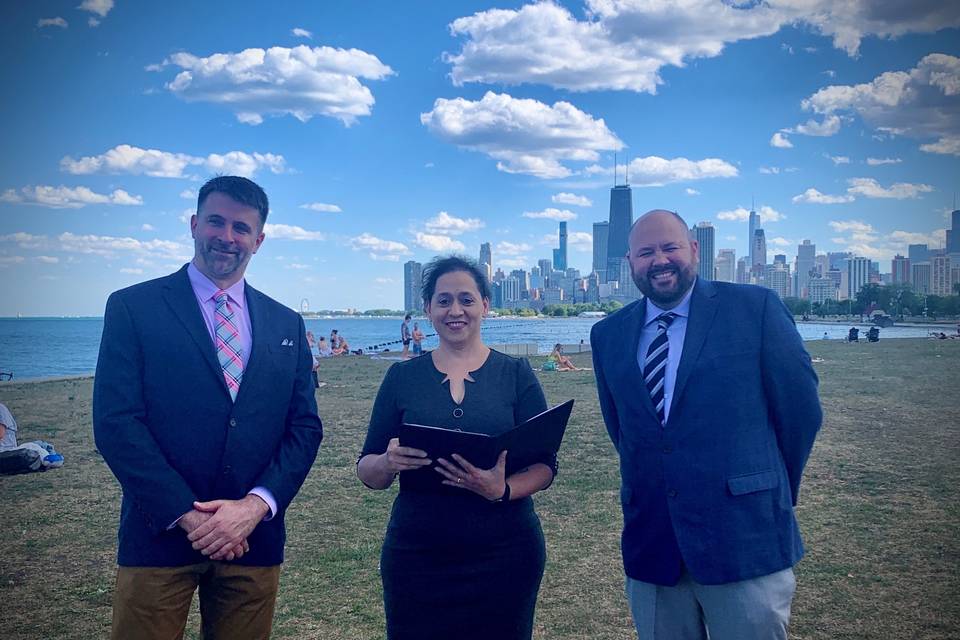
[252,314,323,515]
[760,290,822,505]
[93,292,197,534]
[591,323,621,453]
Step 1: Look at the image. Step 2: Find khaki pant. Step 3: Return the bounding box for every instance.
[111,563,281,640]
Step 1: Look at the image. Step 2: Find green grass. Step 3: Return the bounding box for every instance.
[1,339,958,639]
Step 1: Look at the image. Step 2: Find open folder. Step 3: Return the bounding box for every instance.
[399,399,574,490]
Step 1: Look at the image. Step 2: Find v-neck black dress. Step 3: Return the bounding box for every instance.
[361,350,554,640]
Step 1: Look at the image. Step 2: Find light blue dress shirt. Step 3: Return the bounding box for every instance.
[635,281,696,425]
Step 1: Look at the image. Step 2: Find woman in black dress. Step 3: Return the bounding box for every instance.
[357,256,556,640]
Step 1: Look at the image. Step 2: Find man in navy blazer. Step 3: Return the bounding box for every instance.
[591,210,821,639]
[94,176,323,639]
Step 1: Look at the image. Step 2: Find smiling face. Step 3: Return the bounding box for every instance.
[191,191,265,288]
[627,210,699,310]
[425,270,489,348]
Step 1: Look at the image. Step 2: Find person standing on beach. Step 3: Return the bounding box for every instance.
[590,210,822,639]
[400,314,412,359]
[93,176,323,640]
[411,321,425,356]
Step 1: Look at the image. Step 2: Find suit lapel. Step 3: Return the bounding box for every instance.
[162,265,229,394]
[237,284,270,405]
[669,278,719,420]
[627,301,660,423]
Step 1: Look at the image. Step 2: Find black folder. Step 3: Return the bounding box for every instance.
[398,399,574,490]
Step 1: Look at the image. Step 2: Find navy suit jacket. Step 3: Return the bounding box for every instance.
[590,279,821,586]
[93,265,323,567]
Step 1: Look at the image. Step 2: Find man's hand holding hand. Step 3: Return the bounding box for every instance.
[187,495,269,561]
[179,509,249,561]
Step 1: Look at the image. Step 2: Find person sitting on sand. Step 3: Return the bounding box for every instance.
[333,335,351,355]
[548,344,580,371]
[0,402,63,474]
[317,336,333,357]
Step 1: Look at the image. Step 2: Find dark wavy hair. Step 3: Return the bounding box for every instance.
[421,255,491,307]
[197,176,269,225]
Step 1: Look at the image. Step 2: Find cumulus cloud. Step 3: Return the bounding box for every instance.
[496,241,533,256]
[58,232,189,260]
[824,154,850,165]
[291,27,313,39]
[552,192,592,207]
[424,211,484,235]
[542,230,593,252]
[866,157,902,165]
[1,185,143,209]
[414,233,466,252]
[263,223,326,241]
[770,132,793,148]
[829,220,874,234]
[300,202,342,213]
[522,208,577,221]
[586,155,737,187]
[37,256,59,264]
[350,233,411,260]
[685,188,700,196]
[498,257,529,269]
[38,17,68,28]
[78,0,113,18]
[846,177,933,199]
[769,236,792,247]
[443,1,956,94]
[716,205,784,223]
[801,53,960,156]
[792,188,855,204]
[787,115,842,137]
[153,45,394,126]
[420,91,622,179]
[141,224,156,232]
[61,144,286,179]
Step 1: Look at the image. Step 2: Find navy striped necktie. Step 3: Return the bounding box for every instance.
[643,312,677,426]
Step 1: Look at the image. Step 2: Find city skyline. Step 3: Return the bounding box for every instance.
[1,2,958,315]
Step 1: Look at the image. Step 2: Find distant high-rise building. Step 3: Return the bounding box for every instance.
[911,262,931,294]
[947,209,960,253]
[766,263,791,299]
[847,257,871,299]
[808,277,838,304]
[693,222,715,281]
[552,221,568,271]
[752,229,767,268]
[814,253,829,277]
[606,184,633,285]
[796,240,816,298]
[529,266,543,290]
[716,249,736,282]
[502,276,521,303]
[908,244,929,265]
[492,268,505,284]
[537,258,553,286]
[774,254,787,265]
[592,221,609,283]
[891,255,910,284]
[510,269,529,297]
[931,255,952,295]
[479,242,492,280]
[403,260,423,312]
[736,257,750,284]
[619,257,640,299]
[827,251,853,271]
[748,207,759,266]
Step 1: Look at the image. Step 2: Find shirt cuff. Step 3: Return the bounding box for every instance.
[248,487,277,521]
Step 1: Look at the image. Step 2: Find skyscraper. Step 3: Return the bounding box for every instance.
[908,244,929,265]
[479,242,492,280]
[693,222,715,282]
[715,249,736,282]
[796,240,816,299]
[847,256,871,299]
[748,207,759,266]
[553,221,568,271]
[891,255,910,284]
[619,257,640,299]
[948,209,960,253]
[606,183,633,286]
[931,255,952,295]
[592,221,609,283]
[911,263,931,294]
[752,229,767,268]
[403,260,423,312]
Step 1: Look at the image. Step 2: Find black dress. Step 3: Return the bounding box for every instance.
[360,350,555,640]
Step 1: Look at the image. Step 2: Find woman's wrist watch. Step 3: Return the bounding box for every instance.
[490,481,511,503]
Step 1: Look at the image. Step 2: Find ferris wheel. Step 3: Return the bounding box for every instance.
[300,298,309,313]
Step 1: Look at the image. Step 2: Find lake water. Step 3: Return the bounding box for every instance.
[0,315,946,381]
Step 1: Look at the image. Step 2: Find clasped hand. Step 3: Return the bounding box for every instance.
[180,495,269,561]
[436,450,507,501]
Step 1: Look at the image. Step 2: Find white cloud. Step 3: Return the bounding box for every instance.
[846,177,933,199]
[769,236,792,247]
[770,132,793,148]
[374,277,396,284]
[759,166,781,174]
[824,154,850,165]
[792,188,855,204]
[716,205,784,223]
[57,232,189,260]
[424,211,484,235]
[119,268,143,274]
[88,17,100,27]
[829,220,874,233]
[141,223,156,232]
[78,0,113,18]
[586,156,738,186]
[263,223,325,241]
[1,185,143,209]
[179,189,197,199]
[866,157,902,165]
[300,202,342,213]
[828,221,880,247]
[685,188,700,196]
[0,232,47,249]
[420,91,623,179]
[285,263,310,270]
[552,192,592,207]
[496,241,532,256]
[414,233,466,252]
[788,115,842,137]
[179,208,193,224]
[37,256,59,264]
[61,144,287,179]
[568,231,593,251]
[498,257,529,269]
[443,1,956,94]
[0,256,25,266]
[38,17,68,28]
[350,233,411,258]
[155,45,394,126]
[291,28,313,39]
[522,208,577,221]
[801,54,960,156]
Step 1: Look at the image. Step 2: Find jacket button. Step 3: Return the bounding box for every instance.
[229,418,237,427]
[667,489,677,498]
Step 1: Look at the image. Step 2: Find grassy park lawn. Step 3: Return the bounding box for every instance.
[1,338,958,639]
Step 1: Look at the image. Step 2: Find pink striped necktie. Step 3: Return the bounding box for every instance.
[214,290,244,401]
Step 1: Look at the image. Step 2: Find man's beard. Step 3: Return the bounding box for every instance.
[632,263,697,306]
[197,240,246,279]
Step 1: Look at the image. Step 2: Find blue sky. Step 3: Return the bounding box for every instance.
[1,1,958,316]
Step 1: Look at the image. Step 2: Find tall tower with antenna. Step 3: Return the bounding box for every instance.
[606,154,633,288]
